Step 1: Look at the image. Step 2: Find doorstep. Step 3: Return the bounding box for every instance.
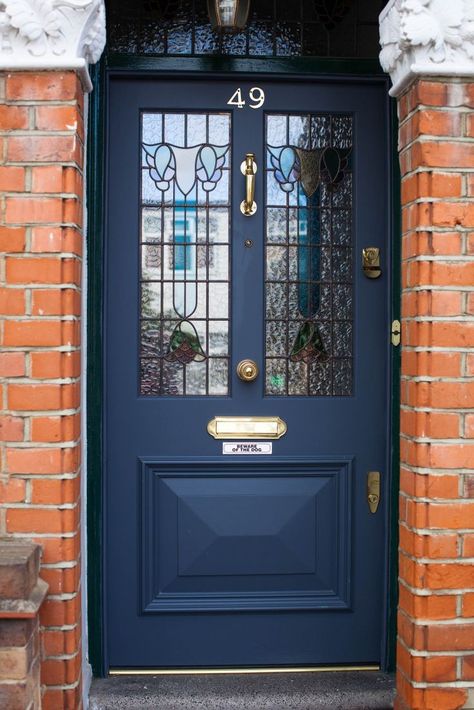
[89,670,395,709]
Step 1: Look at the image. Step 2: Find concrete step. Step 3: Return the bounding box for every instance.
[90,671,395,709]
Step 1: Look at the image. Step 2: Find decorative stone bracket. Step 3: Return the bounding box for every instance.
[0,0,106,91]
[379,0,474,96]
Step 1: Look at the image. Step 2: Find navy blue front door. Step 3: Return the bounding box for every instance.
[105,76,390,668]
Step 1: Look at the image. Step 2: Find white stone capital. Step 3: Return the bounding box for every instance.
[379,0,474,97]
[0,0,106,92]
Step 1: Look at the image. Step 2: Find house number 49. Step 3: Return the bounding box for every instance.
[227,87,265,109]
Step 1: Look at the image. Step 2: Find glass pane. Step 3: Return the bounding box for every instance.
[108,0,383,61]
[265,112,354,396]
[140,111,231,396]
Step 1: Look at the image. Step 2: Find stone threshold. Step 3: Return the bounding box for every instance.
[90,670,395,709]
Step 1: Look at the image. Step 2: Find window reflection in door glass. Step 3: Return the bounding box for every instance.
[140,111,231,396]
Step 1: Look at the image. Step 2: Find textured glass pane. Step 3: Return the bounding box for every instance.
[266,282,288,320]
[333,322,352,358]
[309,361,333,396]
[108,0,382,60]
[208,359,228,395]
[266,359,287,396]
[267,208,288,244]
[140,111,231,396]
[332,247,352,282]
[185,360,206,395]
[142,208,162,242]
[209,321,228,355]
[333,285,353,320]
[266,321,287,357]
[288,361,308,395]
[332,211,352,245]
[265,112,353,396]
[289,116,310,149]
[267,246,288,281]
[333,359,353,396]
[141,282,161,320]
[267,115,288,147]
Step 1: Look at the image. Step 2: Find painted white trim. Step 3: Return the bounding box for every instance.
[379,0,474,96]
[0,0,106,92]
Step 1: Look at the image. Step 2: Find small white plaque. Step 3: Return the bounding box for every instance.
[222,442,273,455]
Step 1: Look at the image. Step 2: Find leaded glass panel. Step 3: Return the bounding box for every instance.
[265,112,353,396]
[140,112,231,396]
[106,0,385,59]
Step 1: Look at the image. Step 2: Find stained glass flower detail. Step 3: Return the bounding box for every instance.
[267,146,299,193]
[197,145,229,192]
[143,143,176,192]
[320,147,352,190]
[165,321,207,364]
[290,321,328,364]
[143,142,228,196]
[268,145,352,196]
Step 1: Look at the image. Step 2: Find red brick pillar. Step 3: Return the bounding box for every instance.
[396,79,474,710]
[0,71,84,709]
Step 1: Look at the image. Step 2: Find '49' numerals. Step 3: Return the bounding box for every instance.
[227,87,265,109]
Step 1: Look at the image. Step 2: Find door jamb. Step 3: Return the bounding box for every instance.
[86,55,400,677]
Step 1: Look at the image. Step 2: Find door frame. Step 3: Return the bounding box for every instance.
[86,54,400,677]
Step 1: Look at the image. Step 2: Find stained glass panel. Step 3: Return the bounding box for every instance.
[265,112,353,396]
[140,111,231,396]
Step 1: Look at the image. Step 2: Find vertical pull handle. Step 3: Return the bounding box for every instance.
[240,153,257,216]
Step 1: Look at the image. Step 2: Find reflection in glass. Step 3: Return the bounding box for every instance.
[140,112,231,396]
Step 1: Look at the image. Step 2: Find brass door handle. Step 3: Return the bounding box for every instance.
[237,359,259,382]
[240,154,257,216]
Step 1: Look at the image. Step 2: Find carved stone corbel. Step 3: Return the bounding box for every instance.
[0,0,106,91]
[379,0,474,96]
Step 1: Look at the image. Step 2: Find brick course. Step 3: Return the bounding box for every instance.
[0,71,83,708]
[396,79,474,710]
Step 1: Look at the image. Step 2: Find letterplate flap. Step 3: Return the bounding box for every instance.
[207,416,287,440]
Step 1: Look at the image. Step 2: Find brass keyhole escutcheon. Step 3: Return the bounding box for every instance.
[362,247,381,279]
[367,471,381,514]
[237,359,259,382]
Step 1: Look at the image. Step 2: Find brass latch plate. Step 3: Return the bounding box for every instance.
[391,319,401,347]
[207,416,287,440]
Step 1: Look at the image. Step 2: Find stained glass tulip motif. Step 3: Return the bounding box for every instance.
[144,143,175,192]
[290,320,328,364]
[165,321,207,364]
[267,146,299,193]
[268,145,351,196]
[197,145,229,192]
[143,142,229,196]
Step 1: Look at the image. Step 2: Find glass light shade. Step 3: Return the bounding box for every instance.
[207,0,250,31]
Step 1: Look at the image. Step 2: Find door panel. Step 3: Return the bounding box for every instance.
[140,460,351,613]
[105,76,390,668]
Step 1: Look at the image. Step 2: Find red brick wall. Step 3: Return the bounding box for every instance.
[0,72,84,709]
[1,68,474,710]
[397,79,474,710]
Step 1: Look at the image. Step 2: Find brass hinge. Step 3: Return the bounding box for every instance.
[391,319,401,347]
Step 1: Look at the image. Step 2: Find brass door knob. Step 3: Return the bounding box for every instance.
[237,359,259,382]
